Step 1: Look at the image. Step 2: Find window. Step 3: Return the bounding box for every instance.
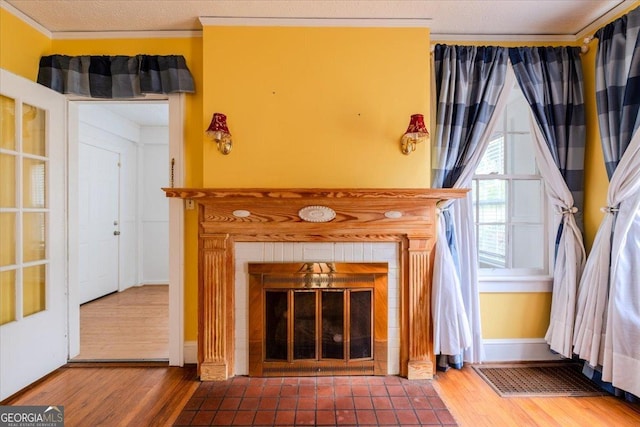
[472,85,549,277]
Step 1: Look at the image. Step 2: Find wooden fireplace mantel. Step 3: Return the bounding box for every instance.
[163,188,467,380]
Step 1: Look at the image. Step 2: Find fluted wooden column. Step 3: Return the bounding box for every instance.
[406,236,434,379]
[199,234,233,380]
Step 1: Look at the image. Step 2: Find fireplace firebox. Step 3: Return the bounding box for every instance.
[249,262,388,376]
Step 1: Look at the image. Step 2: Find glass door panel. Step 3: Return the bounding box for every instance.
[293,291,316,359]
[265,291,288,360]
[22,103,46,156]
[350,290,372,359]
[321,291,344,359]
[0,95,16,151]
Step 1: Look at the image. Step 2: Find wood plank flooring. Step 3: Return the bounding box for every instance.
[433,365,640,426]
[1,365,199,426]
[74,285,168,361]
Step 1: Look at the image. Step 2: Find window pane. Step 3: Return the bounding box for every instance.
[507,133,538,174]
[478,224,506,268]
[0,95,16,151]
[476,137,504,174]
[23,264,46,317]
[322,291,344,359]
[506,89,531,132]
[23,212,46,262]
[0,213,16,266]
[22,103,46,156]
[265,291,288,360]
[293,291,316,359]
[0,153,16,207]
[512,225,545,269]
[22,158,46,209]
[512,180,543,222]
[350,291,372,359]
[0,270,16,325]
[477,179,506,223]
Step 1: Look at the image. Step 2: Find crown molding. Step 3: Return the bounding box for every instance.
[0,0,51,38]
[52,30,202,40]
[431,34,577,43]
[575,0,637,39]
[199,16,432,28]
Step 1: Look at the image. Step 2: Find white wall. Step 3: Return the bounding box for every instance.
[139,127,169,284]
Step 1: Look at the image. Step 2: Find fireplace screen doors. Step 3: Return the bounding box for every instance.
[249,262,387,377]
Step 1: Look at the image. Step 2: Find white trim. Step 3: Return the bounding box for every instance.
[575,0,637,39]
[184,341,197,364]
[199,16,431,28]
[67,102,80,359]
[52,30,202,40]
[0,0,51,38]
[432,34,577,43]
[482,338,564,362]
[479,277,553,293]
[167,94,185,367]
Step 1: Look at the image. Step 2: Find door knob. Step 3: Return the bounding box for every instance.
[114,231,121,236]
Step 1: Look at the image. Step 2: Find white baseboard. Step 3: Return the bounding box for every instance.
[184,341,197,364]
[482,338,564,362]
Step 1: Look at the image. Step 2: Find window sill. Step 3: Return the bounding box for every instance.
[479,275,553,293]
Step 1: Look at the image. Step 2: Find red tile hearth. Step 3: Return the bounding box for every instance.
[173,376,457,426]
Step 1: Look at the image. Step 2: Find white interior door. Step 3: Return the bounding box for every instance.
[0,69,67,400]
[78,143,119,304]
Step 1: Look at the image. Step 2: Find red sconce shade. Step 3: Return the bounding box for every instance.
[400,114,429,155]
[206,113,230,137]
[404,114,429,138]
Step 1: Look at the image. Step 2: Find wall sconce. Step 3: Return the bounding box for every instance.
[206,112,232,155]
[400,114,429,155]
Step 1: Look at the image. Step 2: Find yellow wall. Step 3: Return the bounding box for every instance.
[202,26,431,188]
[480,293,552,338]
[0,8,51,80]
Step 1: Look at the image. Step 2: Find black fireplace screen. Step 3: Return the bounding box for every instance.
[265,289,373,362]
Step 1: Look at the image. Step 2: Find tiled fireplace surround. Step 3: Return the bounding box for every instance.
[164,188,466,382]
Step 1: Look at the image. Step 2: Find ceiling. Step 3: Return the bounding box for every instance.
[3,0,636,40]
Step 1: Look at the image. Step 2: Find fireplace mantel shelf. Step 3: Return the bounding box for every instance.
[163,187,467,201]
[164,187,467,381]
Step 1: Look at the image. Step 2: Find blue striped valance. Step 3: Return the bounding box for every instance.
[37,54,195,98]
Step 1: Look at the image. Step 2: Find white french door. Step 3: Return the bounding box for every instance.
[0,69,67,400]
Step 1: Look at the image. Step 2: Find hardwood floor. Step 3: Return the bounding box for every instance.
[1,365,199,426]
[3,364,639,426]
[433,365,640,426]
[74,285,168,361]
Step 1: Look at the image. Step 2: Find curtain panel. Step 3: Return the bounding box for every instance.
[432,44,511,368]
[38,55,195,98]
[574,6,640,398]
[508,46,587,358]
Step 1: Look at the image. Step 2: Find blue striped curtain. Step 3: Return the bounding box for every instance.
[575,6,640,401]
[595,8,640,176]
[508,47,586,222]
[508,47,586,358]
[432,44,509,369]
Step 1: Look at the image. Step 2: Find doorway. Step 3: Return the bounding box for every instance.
[71,101,170,361]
